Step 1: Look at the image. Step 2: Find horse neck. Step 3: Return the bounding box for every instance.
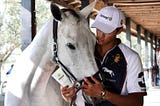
[24,18,53,64]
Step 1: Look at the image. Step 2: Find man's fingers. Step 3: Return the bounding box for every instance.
[82,81,88,89]
[61,86,75,95]
[84,77,92,85]
[61,85,69,92]
[91,76,100,84]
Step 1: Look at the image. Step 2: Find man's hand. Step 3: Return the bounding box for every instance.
[61,85,76,102]
[82,76,104,98]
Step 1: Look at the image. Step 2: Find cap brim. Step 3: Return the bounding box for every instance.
[91,20,116,34]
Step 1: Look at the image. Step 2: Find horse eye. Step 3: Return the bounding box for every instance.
[66,43,76,50]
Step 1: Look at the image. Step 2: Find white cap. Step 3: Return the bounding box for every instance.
[91,6,124,34]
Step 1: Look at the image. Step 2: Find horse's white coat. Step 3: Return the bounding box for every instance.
[5,1,98,106]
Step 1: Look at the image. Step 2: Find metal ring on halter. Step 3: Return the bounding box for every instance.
[74,81,81,89]
[53,42,57,51]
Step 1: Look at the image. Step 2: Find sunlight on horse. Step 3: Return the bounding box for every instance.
[5,1,98,106]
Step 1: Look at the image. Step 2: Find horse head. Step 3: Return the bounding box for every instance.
[51,1,98,80]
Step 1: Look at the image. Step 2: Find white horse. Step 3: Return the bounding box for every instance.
[5,1,98,106]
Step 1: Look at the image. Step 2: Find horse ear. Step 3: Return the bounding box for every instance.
[80,0,97,18]
[50,3,62,21]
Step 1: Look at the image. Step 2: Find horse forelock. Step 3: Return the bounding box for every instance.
[58,19,90,44]
[62,9,79,17]
[61,8,81,22]
[58,7,94,47]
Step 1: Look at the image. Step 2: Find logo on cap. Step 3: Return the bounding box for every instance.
[100,14,112,21]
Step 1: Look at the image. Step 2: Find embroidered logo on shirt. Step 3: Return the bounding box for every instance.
[114,54,121,63]
[102,67,115,77]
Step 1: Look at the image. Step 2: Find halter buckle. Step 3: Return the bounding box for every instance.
[53,42,57,52]
[74,81,81,89]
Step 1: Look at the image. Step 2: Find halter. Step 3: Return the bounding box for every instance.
[52,19,82,89]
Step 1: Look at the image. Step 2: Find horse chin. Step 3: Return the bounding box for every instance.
[68,66,98,81]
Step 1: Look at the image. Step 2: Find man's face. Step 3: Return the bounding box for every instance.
[96,29,117,46]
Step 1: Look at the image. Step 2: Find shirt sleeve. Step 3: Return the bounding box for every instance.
[126,53,147,94]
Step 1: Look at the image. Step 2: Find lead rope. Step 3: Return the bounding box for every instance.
[91,97,96,106]
[70,86,97,106]
[69,87,82,106]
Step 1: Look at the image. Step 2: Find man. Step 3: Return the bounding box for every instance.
[61,6,147,106]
